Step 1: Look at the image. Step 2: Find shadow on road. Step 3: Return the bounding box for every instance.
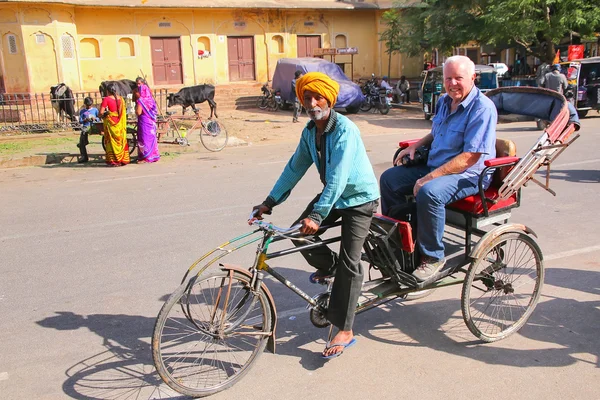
[538,168,600,184]
[35,265,600,399]
[36,311,185,399]
[357,266,600,369]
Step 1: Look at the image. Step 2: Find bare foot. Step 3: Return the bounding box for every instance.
[322,330,354,358]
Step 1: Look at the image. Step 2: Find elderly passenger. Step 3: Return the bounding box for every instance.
[252,71,380,359]
[379,55,497,281]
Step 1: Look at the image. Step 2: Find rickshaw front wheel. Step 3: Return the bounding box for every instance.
[152,271,273,397]
[461,231,544,343]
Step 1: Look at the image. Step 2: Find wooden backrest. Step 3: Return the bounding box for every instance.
[492,138,517,186]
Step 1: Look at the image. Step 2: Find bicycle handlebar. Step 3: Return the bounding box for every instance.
[248,211,302,235]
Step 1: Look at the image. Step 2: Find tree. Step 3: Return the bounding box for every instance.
[392,0,600,63]
[379,9,404,78]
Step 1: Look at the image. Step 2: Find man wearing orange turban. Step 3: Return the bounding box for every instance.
[253,71,380,359]
[295,71,340,109]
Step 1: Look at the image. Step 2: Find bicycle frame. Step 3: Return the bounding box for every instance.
[181,216,482,331]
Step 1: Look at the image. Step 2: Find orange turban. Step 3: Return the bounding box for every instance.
[295,72,340,108]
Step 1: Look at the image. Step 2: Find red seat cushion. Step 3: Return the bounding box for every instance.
[447,186,518,216]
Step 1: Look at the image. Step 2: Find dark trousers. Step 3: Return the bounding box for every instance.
[293,100,302,120]
[293,194,378,331]
[78,126,90,160]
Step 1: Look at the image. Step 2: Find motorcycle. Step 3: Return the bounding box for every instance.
[360,75,391,115]
[256,83,278,111]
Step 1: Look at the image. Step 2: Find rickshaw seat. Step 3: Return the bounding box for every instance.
[447,138,519,216]
[397,138,520,217]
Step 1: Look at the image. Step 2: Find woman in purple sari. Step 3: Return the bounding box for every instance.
[134,78,160,163]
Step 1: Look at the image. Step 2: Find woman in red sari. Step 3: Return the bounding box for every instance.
[100,84,130,166]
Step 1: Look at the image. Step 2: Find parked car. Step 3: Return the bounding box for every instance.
[272,57,365,113]
[488,62,509,77]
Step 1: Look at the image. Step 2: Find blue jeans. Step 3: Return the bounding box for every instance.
[380,165,479,260]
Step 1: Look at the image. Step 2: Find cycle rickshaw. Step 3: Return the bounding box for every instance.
[151,87,580,398]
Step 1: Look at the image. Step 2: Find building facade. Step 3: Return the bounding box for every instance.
[0,0,423,94]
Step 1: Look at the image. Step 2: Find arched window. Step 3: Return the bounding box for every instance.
[118,37,135,57]
[80,38,100,58]
[335,34,347,48]
[62,35,74,59]
[272,35,284,53]
[197,36,211,58]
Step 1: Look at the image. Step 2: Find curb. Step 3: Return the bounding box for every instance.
[0,136,249,169]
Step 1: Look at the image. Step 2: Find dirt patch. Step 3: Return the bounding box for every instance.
[0,105,427,167]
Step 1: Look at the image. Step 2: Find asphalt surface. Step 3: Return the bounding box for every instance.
[0,114,599,399]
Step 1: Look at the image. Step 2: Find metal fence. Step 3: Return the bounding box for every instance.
[0,89,170,134]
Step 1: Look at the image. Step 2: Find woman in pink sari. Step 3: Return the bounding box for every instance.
[134,78,160,163]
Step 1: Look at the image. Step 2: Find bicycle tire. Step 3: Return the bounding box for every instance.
[200,120,228,152]
[152,271,272,398]
[461,231,544,343]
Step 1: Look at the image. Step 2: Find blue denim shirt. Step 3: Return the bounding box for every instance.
[265,110,380,224]
[429,86,497,186]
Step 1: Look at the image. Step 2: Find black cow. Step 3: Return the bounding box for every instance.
[50,83,76,123]
[167,84,218,118]
[99,79,137,97]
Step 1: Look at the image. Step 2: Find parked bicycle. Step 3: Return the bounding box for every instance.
[156,112,228,152]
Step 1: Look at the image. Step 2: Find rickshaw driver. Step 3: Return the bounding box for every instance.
[379,55,497,281]
[252,72,380,359]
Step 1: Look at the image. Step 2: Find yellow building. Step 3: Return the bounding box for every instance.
[0,0,423,94]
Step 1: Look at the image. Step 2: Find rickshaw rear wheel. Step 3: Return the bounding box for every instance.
[461,231,544,343]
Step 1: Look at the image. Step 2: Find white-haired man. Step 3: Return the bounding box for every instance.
[379,55,497,281]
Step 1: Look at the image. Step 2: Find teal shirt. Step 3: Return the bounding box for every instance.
[266,110,380,224]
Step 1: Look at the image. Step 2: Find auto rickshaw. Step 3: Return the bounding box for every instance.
[422,64,498,120]
[559,56,600,118]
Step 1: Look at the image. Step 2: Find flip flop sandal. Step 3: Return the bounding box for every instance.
[322,338,357,359]
[309,271,334,285]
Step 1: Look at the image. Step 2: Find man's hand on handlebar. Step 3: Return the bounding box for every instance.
[300,218,319,235]
[251,204,272,221]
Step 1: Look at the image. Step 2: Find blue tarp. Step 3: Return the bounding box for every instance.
[272,57,365,110]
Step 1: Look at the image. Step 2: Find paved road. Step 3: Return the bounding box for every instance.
[1,116,599,399]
